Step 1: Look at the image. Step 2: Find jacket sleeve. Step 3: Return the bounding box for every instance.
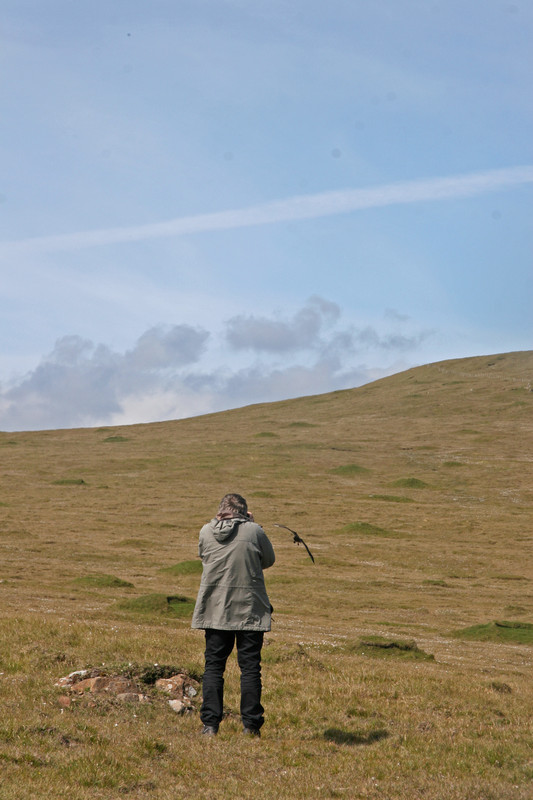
[257,527,275,569]
[197,528,206,559]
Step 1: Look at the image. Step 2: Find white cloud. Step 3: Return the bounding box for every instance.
[0,299,432,431]
[226,296,340,352]
[2,166,531,255]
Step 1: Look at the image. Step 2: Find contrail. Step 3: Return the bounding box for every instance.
[2,165,532,254]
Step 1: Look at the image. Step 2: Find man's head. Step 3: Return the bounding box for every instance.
[217,493,248,519]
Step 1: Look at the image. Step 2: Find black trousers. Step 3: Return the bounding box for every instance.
[200,629,265,731]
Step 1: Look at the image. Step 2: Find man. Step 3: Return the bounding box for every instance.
[191,493,275,737]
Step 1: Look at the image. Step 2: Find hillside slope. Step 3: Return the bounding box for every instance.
[2,348,531,626]
[1,351,532,800]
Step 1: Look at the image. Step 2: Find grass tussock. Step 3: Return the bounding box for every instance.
[116,593,195,618]
[73,574,134,588]
[452,620,533,644]
[391,477,428,488]
[368,493,414,503]
[352,635,435,661]
[339,521,398,537]
[159,560,203,576]
[331,463,370,476]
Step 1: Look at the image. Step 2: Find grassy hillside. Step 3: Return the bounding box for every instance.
[1,351,532,799]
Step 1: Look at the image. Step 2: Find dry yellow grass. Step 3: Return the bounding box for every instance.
[1,351,532,799]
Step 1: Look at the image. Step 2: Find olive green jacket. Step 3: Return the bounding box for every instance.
[191,517,275,631]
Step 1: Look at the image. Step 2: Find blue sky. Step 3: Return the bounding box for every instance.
[1,0,531,430]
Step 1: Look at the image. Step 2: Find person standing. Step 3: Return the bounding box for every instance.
[191,493,275,737]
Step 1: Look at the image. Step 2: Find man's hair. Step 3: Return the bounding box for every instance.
[217,493,248,518]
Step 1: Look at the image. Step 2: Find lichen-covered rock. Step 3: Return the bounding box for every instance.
[55,666,198,714]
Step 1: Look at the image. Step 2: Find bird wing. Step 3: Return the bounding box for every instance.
[274,524,315,564]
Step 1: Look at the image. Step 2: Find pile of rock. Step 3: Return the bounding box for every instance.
[55,667,199,714]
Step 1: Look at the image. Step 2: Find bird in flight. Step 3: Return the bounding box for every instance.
[274,524,315,564]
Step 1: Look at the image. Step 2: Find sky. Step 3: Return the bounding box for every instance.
[1,0,531,431]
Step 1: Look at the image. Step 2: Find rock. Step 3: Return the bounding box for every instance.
[156,674,186,694]
[156,674,199,699]
[68,676,140,695]
[55,669,90,688]
[116,692,150,703]
[70,677,102,693]
[56,666,198,716]
[168,699,187,714]
[106,677,138,695]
